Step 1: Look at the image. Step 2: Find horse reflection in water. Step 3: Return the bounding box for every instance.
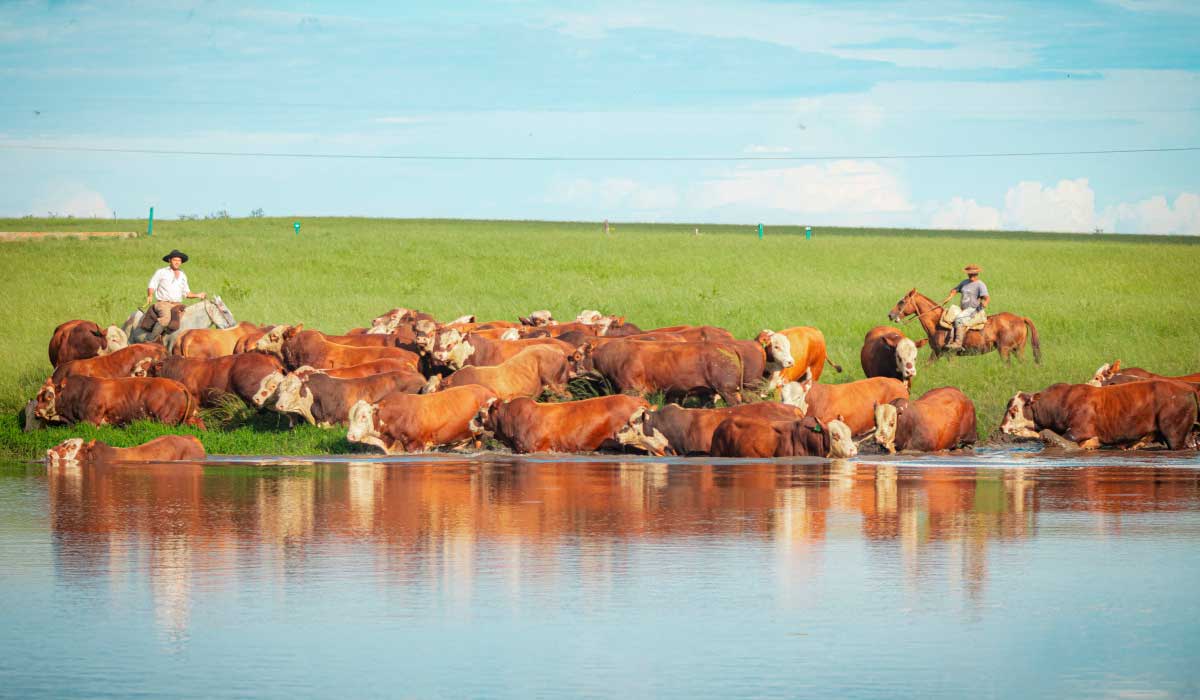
[46,459,1200,638]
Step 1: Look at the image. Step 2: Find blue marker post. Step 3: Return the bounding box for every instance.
[757,223,764,240]
[147,207,154,236]
[293,221,301,236]
[805,226,812,240]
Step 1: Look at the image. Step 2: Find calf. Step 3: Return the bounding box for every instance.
[427,345,572,400]
[590,339,745,405]
[51,343,166,384]
[473,394,649,454]
[174,322,266,358]
[874,386,977,453]
[781,372,909,436]
[1088,359,1200,386]
[860,326,918,384]
[273,370,425,426]
[1001,380,1199,450]
[49,320,128,367]
[757,326,842,386]
[34,375,203,428]
[46,435,206,465]
[347,384,498,453]
[616,401,804,456]
[710,415,857,459]
[150,353,287,406]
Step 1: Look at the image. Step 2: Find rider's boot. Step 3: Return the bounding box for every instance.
[946,325,963,350]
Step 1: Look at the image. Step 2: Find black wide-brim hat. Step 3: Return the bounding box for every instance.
[162,249,189,263]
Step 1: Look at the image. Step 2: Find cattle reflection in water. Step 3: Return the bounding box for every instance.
[44,459,1200,639]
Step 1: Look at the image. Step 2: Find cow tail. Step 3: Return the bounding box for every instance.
[825,355,844,374]
[1023,317,1042,364]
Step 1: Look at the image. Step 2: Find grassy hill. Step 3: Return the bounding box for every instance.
[1,216,1197,459]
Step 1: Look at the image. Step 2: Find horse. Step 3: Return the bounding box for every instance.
[122,297,237,352]
[887,288,1041,364]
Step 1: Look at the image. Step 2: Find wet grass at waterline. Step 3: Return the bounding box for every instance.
[1,216,1198,460]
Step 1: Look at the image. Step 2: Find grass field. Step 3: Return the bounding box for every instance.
[1,216,1198,460]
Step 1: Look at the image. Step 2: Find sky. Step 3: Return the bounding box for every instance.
[1,0,1199,233]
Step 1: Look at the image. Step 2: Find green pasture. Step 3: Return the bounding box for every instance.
[1,216,1198,460]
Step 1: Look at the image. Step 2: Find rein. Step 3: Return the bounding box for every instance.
[898,300,945,326]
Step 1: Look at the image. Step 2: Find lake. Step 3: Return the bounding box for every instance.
[2,449,1199,698]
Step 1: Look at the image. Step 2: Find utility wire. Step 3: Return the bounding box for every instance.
[1,143,1198,162]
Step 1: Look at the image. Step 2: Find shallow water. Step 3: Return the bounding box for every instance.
[2,451,1199,699]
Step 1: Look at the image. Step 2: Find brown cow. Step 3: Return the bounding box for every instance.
[347,384,498,453]
[616,401,805,456]
[174,322,267,358]
[590,339,745,405]
[150,353,287,406]
[258,328,418,371]
[874,387,977,454]
[637,325,735,342]
[426,345,572,400]
[1001,380,1199,450]
[46,435,206,465]
[473,394,650,453]
[1088,359,1200,387]
[51,343,167,384]
[272,370,425,426]
[34,375,203,428]
[48,320,128,367]
[781,372,909,436]
[757,326,842,386]
[291,359,418,380]
[859,326,918,385]
[709,415,857,458]
[431,330,576,370]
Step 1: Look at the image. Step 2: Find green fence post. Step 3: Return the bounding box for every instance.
[147,207,154,236]
[758,223,764,239]
[293,221,301,236]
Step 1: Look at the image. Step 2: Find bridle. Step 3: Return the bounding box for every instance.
[895,295,945,326]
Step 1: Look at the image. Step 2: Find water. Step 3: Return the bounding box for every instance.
[2,451,1199,699]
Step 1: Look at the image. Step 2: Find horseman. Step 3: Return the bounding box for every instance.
[941,264,988,350]
[143,249,206,342]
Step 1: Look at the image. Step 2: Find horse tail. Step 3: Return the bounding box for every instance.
[1023,317,1042,364]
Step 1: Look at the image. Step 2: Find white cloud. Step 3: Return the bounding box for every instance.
[931,179,1200,235]
[696,160,912,214]
[30,184,112,218]
[930,197,1002,230]
[1105,192,1200,234]
[551,177,679,211]
[744,145,793,154]
[1003,178,1099,232]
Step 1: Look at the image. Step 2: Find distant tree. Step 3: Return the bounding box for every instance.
[249,208,265,218]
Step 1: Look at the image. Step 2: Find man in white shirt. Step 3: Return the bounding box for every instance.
[144,249,205,340]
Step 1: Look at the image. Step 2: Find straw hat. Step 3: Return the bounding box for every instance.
[963,264,982,275]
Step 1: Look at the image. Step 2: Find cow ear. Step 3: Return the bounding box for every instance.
[836,413,845,423]
[1111,359,1121,373]
[915,338,929,348]
[86,439,97,448]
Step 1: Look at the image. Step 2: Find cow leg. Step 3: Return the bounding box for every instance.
[1038,429,1080,450]
[1077,437,1101,450]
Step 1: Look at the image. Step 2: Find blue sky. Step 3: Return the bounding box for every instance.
[1,0,1198,233]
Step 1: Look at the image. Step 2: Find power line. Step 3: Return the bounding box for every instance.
[1,142,1198,162]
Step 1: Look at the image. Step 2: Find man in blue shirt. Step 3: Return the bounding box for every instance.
[940,264,988,350]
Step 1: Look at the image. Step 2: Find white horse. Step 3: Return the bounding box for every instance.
[122,296,237,352]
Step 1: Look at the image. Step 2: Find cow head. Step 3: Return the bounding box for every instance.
[757,329,794,368]
[468,397,499,437]
[430,329,465,365]
[272,373,316,424]
[346,400,388,452]
[568,343,594,375]
[779,369,814,413]
[1088,360,1121,387]
[46,437,88,466]
[1000,392,1040,438]
[414,320,439,354]
[826,419,856,458]
[34,378,61,422]
[254,324,301,356]
[133,357,157,377]
[252,369,288,407]
[99,325,128,355]
[499,328,521,341]
[895,337,918,382]
[371,308,407,330]
[520,310,555,327]
[615,407,669,456]
[421,374,443,394]
[576,309,603,325]
[888,288,918,323]
[873,400,905,454]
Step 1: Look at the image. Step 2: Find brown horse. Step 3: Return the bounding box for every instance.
[887,289,1041,363]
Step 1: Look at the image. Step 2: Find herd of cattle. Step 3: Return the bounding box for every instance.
[35,307,1200,465]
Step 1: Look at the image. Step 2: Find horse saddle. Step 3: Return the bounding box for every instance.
[939,305,986,331]
[139,303,186,332]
